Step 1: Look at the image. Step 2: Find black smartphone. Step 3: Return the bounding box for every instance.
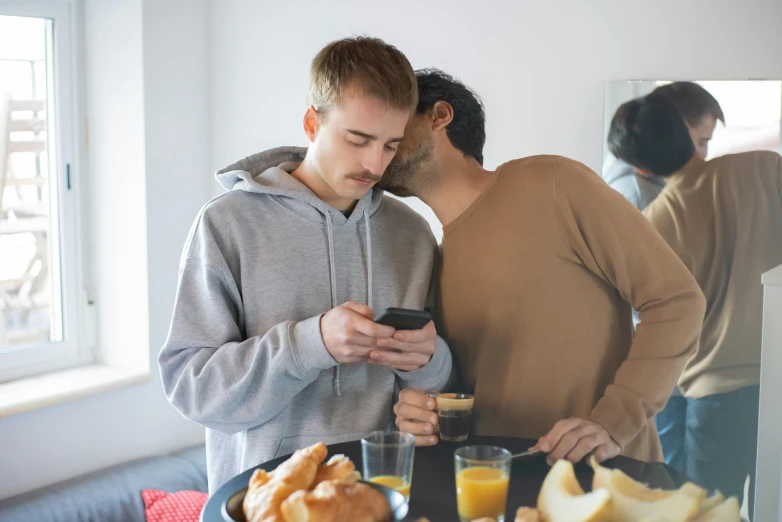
[373,307,432,330]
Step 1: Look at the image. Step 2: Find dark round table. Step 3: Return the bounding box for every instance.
[202,435,687,522]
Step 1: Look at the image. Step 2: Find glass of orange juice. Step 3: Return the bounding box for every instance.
[454,445,511,522]
[361,431,415,500]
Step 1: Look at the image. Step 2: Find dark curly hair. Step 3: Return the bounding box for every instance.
[414,68,486,165]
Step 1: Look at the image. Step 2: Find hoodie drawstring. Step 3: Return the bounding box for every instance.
[325,213,338,311]
[325,209,374,397]
[364,209,373,310]
[325,212,341,396]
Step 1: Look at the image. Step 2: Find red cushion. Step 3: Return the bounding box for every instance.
[142,489,208,522]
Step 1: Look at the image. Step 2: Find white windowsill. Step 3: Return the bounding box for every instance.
[0,364,151,418]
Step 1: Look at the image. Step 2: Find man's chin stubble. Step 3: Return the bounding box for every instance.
[377,176,417,198]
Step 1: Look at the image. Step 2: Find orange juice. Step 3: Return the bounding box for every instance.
[369,475,411,499]
[456,467,509,520]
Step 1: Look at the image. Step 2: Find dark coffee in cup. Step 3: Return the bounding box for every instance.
[436,393,474,442]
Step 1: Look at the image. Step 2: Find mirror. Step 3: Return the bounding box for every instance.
[601,80,782,522]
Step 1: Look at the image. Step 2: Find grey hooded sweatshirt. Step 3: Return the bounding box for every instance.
[159,147,452,494]
[604,157,666,211]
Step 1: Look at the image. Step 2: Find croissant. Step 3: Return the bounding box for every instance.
[311,454,361,488]
[514,507,541,522]
[243,442,328,522]
[281,479,391,522]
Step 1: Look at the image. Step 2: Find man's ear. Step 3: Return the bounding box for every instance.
[633,166,652,177]
[430,101,454,132]
[303,105,321,143]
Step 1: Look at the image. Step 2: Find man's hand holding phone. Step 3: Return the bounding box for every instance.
[320,302,396,364]
[369,308,436,371]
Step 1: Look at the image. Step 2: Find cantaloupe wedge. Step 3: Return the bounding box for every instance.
[693,497,740,522]
[696,492,725,518]
[537,460,612,522]
[590,457,706,521]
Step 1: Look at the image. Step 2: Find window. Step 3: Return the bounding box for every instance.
[654,80,782,160]
[0,0,89,381]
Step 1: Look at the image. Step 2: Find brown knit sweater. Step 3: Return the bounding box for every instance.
[436,155,706,462]
[644,151,782,399]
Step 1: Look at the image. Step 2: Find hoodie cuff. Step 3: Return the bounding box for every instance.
[292,315,338,372]
[394,335,452,393]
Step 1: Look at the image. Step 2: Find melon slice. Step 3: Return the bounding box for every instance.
[693,497,740,522]
[590,457,706,521]
[537,460,612,522]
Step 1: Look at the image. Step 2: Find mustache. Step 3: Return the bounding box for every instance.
[345,172,382,183]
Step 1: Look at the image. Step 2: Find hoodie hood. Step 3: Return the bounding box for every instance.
[605,156,667,211]
[216,145,383,226]
[604,156,637,186]
[605,156,666,188]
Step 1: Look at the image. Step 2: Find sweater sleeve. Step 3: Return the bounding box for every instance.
[552,158,706,450]
[158,215,338,435]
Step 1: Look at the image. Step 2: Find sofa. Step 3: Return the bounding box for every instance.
[0,444,207,522]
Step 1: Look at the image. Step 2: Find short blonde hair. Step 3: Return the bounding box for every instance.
[308,36,418,114]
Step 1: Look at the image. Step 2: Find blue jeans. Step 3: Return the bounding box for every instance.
[655,388,687,472]
[655,385,759,519]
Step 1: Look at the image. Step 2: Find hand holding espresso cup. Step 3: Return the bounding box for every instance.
[394,389,476,446]
[394,389,440,446]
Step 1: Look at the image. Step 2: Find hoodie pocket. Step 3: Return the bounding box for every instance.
[274,429,377,459]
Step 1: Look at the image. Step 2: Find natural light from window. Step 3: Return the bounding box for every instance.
[0,14,63,351]
[655,80,782,160]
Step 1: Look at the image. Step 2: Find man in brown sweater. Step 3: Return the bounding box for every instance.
[376,69,706,465]
[608,93,782,515]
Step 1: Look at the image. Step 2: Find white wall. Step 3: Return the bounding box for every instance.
[85,0,149,370]
[142,0,212,381]
[0,0,209,500]
[209,0,782,239]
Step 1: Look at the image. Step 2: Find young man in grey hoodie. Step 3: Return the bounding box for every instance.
[159,37,452,494]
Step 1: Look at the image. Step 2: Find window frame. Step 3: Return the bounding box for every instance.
[0,0,91,382]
